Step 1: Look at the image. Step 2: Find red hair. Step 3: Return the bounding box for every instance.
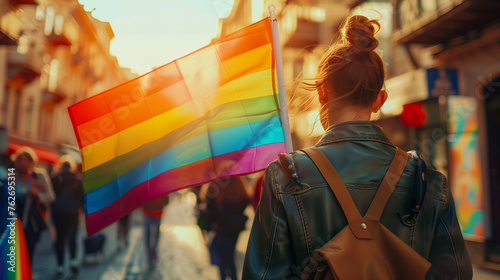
[315,15,385,107]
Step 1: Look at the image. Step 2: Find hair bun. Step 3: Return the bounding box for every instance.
[342,15,380,52]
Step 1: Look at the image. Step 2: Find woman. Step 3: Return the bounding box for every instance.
[242,15,472,279]
[11,147,54,264]
[51,155,84,278]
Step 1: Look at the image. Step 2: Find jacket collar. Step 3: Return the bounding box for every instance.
[316,121,393,146]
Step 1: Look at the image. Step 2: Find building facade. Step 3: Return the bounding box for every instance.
[0,0,133,167]
[376,0,500,269]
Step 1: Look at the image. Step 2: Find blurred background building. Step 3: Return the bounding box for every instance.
[0,0,134,168]
[216,0,500,270]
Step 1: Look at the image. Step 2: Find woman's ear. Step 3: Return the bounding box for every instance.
[371,90,388,113]
[318,86,327,104]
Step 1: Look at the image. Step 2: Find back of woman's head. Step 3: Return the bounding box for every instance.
[316,15,385,107]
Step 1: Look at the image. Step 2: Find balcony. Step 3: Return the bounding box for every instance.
[46,31,71,47]
[7,50,43,84]
[43,78,68,104]
[280,4,323,49]
[394,0,500,45]
[45,16,72,48]
[42,89,65,104]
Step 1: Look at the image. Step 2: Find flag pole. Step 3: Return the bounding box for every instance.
[269,4,293,153]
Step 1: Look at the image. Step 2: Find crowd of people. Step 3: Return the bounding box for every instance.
[0,144,262,280]
[0,147,84,278]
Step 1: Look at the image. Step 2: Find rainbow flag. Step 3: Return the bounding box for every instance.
[0,219,32,280]
[68,19,288,235]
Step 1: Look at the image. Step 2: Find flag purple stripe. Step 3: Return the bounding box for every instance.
[84,142,285,235]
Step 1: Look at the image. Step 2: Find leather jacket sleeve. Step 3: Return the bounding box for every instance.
[427,192,473,280]
[242,163,294,280]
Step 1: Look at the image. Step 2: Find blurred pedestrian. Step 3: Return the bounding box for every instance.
[207,175,251,280]
[141,194,169,268]
[195,185,213,243]
[117,214,131,250]
[11,147,54,264]
[242,15,472,279]
[50,155,84,278]
[0,175,9,234]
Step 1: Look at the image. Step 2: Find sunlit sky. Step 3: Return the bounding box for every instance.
[78,0,235,75]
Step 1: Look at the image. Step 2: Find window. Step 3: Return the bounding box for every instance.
[24,97,33,137]
[48,59,59,92]
[11,92,19,132]
[1,87,9,126]
[44,6,55,36]
[17,30,29,54]
[35,5,45,21]
[54,14,64,35]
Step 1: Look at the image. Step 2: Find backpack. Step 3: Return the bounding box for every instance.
[300,147,431,280]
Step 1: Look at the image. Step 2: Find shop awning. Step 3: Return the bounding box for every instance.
[394,0,500,45]
[7,140,60,164]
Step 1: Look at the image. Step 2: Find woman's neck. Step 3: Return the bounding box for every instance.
[326,105,372,128]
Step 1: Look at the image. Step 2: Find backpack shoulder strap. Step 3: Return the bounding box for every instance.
[302,146,409,238]
[364,148,409,221]
[302,147,363,226]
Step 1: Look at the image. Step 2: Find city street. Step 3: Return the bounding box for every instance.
[31,191,251,279]
[30,190,500,280]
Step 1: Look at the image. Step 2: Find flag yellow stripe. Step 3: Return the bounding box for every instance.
[80,68,276,172]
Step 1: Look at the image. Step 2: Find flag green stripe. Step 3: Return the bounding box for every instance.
[82,94,280,194]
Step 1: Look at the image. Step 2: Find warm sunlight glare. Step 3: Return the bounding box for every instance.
[78,0,235,74]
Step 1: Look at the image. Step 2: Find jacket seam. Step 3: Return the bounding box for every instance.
[439,216,461,279]
[409,213,421,247]
[301,183,446,202]
[295,195,312,256]
[258,191,281,279]
[317,138,395,147]
[258,169,282,279]
[442,175,449,207]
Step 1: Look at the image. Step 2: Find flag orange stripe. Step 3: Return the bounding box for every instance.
[214,24,271,61]
[74,44,272,149]
[76,81,192,146]
[69,22,271,128]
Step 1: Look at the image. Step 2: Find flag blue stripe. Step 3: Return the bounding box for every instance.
[84,115,284,214]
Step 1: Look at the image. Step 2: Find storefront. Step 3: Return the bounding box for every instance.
[382,65,500,267]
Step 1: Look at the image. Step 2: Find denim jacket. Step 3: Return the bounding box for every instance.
[243,121,472,280]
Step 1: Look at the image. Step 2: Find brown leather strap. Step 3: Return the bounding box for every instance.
[364,148,408,221]
[302,147,409,224]
[302,147,363,224]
